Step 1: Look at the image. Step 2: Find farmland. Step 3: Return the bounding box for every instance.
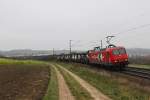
[0,59,150,100]
[0,59,49,100]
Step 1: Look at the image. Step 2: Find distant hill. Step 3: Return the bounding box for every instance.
[0,49,50,57]
[0,48,150,57]
[0,49,70,57]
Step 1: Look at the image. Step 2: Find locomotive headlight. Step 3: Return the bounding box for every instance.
[115,60,118,63]
[125,59,128,61]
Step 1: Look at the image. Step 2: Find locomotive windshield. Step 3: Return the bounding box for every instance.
[113,48,126,55]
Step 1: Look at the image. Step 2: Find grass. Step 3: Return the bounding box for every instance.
[56,64,93,100]
[58,62,150,100]
[43,66,59,100]
[129,64,150,69]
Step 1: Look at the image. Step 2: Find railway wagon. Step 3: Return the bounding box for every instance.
[71,53,88,64]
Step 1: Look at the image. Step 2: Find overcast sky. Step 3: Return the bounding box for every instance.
[0,0,150,50]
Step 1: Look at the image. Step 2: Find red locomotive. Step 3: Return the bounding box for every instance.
[87,45,128,68]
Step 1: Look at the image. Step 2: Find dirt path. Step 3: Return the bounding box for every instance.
[56,64,111,100]
[51,64,75,100]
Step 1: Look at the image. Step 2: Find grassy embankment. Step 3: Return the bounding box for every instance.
[43,65,59,100]
[55,64,93,100]
[59,62,150,100]
[129,64,150,69]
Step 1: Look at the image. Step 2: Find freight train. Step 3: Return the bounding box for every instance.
[56,36,129,69]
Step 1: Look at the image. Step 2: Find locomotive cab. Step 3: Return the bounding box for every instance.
[108,46,129,66]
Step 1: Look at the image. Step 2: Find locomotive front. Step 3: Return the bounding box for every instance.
[110,47,129,66]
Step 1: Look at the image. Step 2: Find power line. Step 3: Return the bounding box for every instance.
[59,13,150,51]
[72,40,82,47]
[71,40,96,47]
[60,23,150,52]
[113,23,150,36]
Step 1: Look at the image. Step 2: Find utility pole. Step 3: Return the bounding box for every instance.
[69,40,72,59]
[100,40,103,49]
[69,40,72,54]
[53,48,55,56]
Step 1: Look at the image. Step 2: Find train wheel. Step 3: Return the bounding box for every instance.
[119,65,125,71]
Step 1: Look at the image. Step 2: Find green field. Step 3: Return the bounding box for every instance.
[0,58,48,65]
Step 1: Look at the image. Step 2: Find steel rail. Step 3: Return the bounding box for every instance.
[122,67,150,80]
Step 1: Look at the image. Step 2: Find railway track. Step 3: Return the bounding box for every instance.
[122,67,150,80]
